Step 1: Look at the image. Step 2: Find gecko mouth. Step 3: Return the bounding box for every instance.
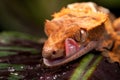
[43,38,97,67]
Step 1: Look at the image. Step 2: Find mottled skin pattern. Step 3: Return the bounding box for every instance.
[108,18,120,63]
[42,2,120,67]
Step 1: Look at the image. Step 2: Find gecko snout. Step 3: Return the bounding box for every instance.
[42,48,65,59]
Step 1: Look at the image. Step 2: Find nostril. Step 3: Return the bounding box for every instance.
[42,49,65,59]
[51,50,65,59]
[52,51,56,55]
[42,50,57,59]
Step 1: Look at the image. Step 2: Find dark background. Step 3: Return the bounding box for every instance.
[0,0,120,37]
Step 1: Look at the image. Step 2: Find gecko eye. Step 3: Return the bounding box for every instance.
[80,29,88,42]
[74,29,88,43]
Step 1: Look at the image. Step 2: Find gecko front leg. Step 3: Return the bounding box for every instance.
[108,18,120,63]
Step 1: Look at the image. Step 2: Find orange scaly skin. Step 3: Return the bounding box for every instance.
[108,18,120,63]
[42,2,120,67]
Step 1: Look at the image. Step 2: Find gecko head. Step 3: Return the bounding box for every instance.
[42,2,108,67]
[42,28,90,67]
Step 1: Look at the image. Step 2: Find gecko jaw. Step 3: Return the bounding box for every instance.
[43,39,97,67]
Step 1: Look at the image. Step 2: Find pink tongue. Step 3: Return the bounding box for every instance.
[65,38,80,57]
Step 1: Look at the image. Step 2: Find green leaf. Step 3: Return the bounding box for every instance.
[0,63,10,69]
[70,54,94,80]
[0,46,39,57]
[8,74,22,80]
[0,46,38,54]
[70,54,102,80]
[0,51,17,57]
[0,31,38,43]
[81,55,102,80]
[10,64,25,71]
[0,63,25,71]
